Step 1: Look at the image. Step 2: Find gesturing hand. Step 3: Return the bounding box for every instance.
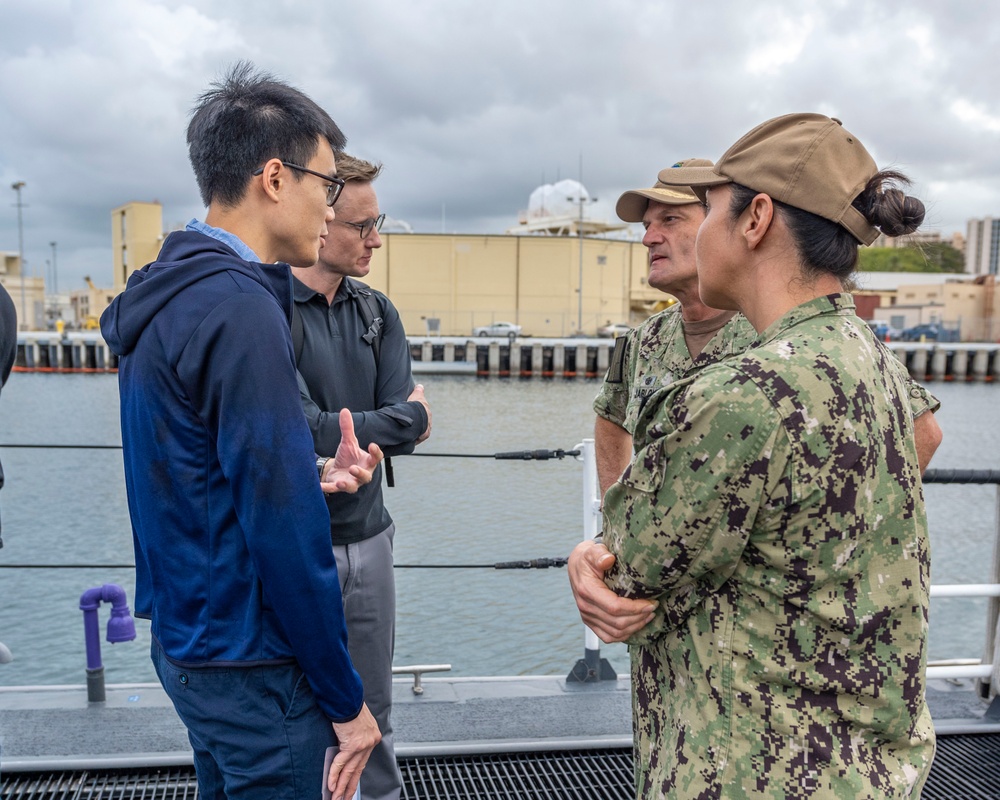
[320,409,384,494]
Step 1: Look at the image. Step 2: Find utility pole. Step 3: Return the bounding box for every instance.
[11,181,26,330]
[576,188,584,334]
[569,155,596,335]
[50,240,58,294]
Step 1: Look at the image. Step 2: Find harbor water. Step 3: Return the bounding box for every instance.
[0,373,997,687]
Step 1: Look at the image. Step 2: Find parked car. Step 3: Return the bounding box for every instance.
[473,321,522,338]
[899,323,960,343]
[900,324,937,342]
[597,322,632,338]
[866,321,902,342]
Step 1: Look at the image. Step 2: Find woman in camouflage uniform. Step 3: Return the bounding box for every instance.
[604,113,934,799]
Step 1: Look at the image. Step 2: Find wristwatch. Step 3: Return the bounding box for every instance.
[317,457,331,478]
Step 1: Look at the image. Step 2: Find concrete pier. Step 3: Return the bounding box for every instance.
[14,332,1000,381]
[407,337,1000,382]
[405,337,617,379]
[15,332,116,373]
[891,342,1000,382]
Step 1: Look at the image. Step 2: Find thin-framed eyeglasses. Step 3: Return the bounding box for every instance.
[333,213,386,239]
[252,161,345,207]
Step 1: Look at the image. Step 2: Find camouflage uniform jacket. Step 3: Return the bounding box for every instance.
[604,294,935,799]
[593,305,758,435]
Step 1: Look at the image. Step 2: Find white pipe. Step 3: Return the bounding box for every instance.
[926,664,993,680]
[929,584,1000,598]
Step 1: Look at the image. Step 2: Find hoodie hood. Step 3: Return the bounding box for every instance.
[101,230,294,356]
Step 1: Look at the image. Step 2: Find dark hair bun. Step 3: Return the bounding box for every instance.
[870,188,925,237]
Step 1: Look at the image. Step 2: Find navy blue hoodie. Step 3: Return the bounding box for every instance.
[101,230,363,721]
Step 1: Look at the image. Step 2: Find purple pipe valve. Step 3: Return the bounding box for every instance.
[79,583,136,671]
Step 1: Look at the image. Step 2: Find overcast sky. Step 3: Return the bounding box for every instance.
[2,0,999,290]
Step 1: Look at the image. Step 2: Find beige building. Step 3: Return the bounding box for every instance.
[112,201,165,292]
[0,251,46,330]
[822,271,1000,342]
[49,199,166,331]
[365,233,666,337]
[69,277,118,330]
[871,276,999,341]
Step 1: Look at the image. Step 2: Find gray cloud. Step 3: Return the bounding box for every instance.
[2,0,998,290]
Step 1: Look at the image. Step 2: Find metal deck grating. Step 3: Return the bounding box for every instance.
[922,733,1000,800]
[398,749,634,799]
[3,737,1000,799]
[0,766,198,799]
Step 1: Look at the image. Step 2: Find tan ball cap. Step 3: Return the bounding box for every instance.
[656,114,880,245]
[615,158,714,223]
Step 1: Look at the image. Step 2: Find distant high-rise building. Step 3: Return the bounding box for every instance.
[966,217,1000,275]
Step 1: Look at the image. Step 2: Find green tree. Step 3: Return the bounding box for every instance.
[919,242,965,272]
[858,244,965,273]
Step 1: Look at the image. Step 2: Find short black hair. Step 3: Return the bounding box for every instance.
[186,61,346,207]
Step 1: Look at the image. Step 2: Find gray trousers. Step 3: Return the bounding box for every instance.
[333,523,400,800]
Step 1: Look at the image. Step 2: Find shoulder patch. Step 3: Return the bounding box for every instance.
[606,336,627,383]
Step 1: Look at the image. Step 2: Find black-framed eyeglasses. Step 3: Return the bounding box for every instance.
[252,161,345,207]
[333,213,386,239]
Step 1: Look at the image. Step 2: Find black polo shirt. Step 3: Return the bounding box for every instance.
[293,276,427,544]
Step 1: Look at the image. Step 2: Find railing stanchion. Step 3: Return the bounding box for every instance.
[567,439,617,683]
[922,469,1000,694]
[987,484,1000,699]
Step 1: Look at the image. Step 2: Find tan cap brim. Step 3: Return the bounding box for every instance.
[656,165,732,204]
[616,186,703,222]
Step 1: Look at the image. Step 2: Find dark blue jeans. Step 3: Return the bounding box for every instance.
[152,640,335,800]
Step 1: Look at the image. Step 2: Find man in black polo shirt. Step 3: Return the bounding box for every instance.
[291,153,431,800]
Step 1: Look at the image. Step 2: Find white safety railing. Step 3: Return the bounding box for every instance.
[573,446,1000,694]
[928,583,1000,681]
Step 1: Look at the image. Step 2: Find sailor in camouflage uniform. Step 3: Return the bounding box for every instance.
[603,114,937,798]
[575,164,758,643]
[573,165,940,649]
[593,160,757,493]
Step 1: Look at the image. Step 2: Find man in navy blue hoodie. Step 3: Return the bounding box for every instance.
[101,62,381,800]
